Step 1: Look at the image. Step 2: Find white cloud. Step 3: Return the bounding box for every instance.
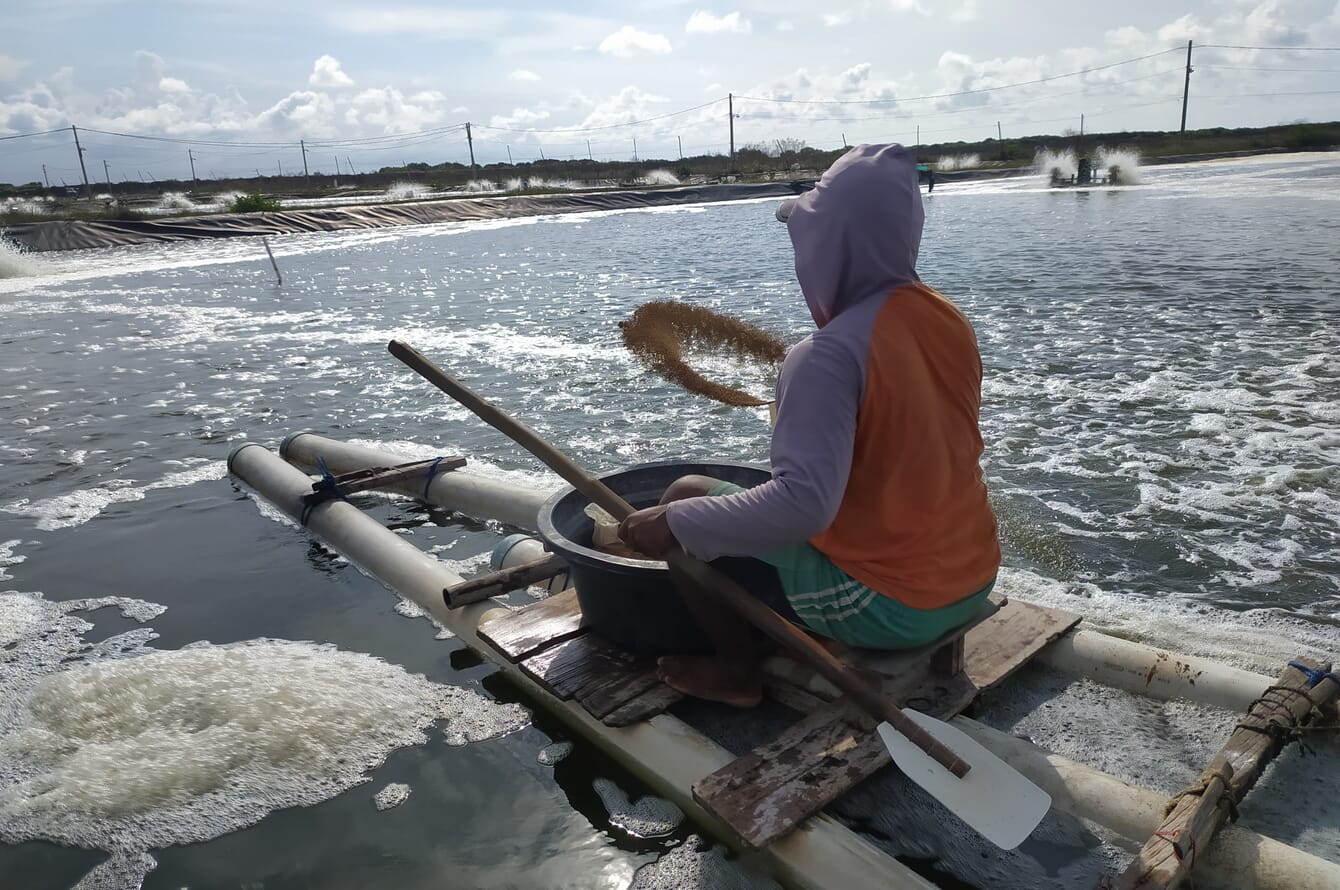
[509,69,541,81]
[704,81,722,92]
[327,8,511,36]
[823,11,853,27]
[1244,0,1306,45]
[577,85,670,129]
[159,77,190,94]
[343,87,449,131]
[0,53,27,82]
[776,20,795,31]
[256,90,339,137]
[890,0,927,13]
[309,55,354,87]
[598,26,672,58]
[488,106,552,129]
[951,1,978,23]
[685,11,751,34]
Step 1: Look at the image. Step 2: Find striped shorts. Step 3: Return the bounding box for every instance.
[708,481,994,649]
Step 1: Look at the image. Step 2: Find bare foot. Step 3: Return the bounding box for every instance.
[656,655,762,708]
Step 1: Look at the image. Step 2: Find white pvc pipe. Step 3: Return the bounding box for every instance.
[953,717,1340,890]
[280,432,553,530]
[228,443,931,890]
[1036,629,1275,713]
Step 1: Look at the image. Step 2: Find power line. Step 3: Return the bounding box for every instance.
[735,47,1185,106]
[1198,44,1340,51]
[0,127,69,141]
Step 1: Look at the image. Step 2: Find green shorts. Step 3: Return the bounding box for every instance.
[708,481,994,650]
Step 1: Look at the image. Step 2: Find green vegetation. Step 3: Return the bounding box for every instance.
[228,193,281,213]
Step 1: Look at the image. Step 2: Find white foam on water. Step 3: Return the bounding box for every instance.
[373,783,411,810]
[71,851,158,890]
[591,776,684,838]
[0,590,530,858]
[0,539,26,583]
[2,461,227,531]
[631,835,779,890]
[537,740,573,766]
[0,236,40,281]
[997,567,1338,674]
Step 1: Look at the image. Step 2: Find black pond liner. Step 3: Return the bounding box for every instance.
[537,461,776,654]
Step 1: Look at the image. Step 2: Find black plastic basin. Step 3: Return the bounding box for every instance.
[536,461,770,654]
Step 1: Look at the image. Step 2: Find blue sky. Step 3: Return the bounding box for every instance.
[2,0,1338,185]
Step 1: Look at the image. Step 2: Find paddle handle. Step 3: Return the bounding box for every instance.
[388,339,970,778]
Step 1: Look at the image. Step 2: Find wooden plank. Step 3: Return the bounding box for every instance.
[694,661,976,849]
[519,633,672,720]
[1101,658,1339,890]
[964,599,1081,691]
[477,588,583,661]
[603,684,684,727]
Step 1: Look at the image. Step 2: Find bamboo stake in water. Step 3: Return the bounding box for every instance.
[262,237,282,285]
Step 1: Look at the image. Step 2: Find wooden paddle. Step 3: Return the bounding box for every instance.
[388,338,1050,849]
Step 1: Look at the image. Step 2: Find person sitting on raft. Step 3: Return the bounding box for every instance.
[618,143,1000,708]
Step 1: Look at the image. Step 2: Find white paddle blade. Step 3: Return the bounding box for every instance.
[878,709,1050,850]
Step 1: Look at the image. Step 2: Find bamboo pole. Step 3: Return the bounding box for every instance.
[1102,658,1339,889]
[444,552,568,607]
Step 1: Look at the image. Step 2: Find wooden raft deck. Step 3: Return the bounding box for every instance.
[477,588,1080,848]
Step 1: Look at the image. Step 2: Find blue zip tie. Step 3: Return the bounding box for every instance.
[422,456,445,499]
[1288,660,1339,688]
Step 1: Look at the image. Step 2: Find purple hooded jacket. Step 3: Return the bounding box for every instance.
[666,144,926,560]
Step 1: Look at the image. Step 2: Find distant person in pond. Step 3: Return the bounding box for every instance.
[927,167,935,192]
[618,143,1000,708]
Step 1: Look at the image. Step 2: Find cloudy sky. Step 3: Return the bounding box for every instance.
[2,0,1338,185]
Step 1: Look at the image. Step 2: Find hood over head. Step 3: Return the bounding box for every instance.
[780,143,924,328]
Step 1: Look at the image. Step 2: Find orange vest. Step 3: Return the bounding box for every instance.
[809,283,1000,609]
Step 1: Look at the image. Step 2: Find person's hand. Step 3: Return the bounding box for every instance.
[617,504,676,559]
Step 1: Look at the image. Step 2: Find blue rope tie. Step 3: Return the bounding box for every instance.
[300,456,349,526]
[422,456,445,499]
[1288,660,1339,689]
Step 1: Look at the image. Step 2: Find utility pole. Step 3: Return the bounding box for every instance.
[677,135,683,159]
[278,161,283,177]
[465,123,477,169]
[347,156,356,174]
[587,139,593,160]
[538,144,545,160]
[916,125,919,146]
[188,148,198,183]
[70,125,92,198]
[42,164,50,189]
[506,145,513,164]
[300,140,310,184]
[1180,39,1194,134]
[997,121,1002,141]
[728,93,736,162]
[103,159,112,191]
[842,133,848,148]
[1080,114,1084,138]
[632,137,638,161]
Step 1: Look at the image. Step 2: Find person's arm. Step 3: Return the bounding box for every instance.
[658,335,864,561]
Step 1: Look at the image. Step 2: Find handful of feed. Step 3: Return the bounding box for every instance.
[619,301,787,407]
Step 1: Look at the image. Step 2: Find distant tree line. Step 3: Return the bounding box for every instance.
[1,122,1335,205]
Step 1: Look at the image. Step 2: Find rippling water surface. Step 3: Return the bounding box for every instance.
[1,152,1337,888]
